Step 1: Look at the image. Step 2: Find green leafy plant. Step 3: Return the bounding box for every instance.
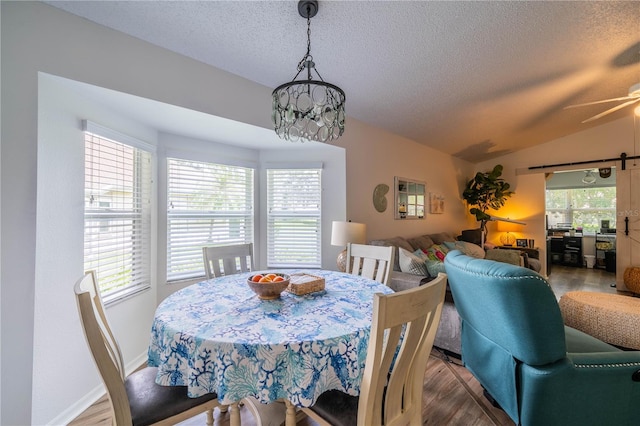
[462,164,514,233]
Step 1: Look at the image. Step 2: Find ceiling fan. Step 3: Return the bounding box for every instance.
[564,82,640,123]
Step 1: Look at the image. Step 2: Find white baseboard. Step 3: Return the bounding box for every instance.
[47,351,148,425]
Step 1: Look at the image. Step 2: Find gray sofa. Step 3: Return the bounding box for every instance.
[370,231,463,356]
[369,231,535,357]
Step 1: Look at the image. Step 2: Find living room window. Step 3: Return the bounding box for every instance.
[84,122,153,302]
[267,167,322,268]
[167,158,254,281]
[546,187,616,232]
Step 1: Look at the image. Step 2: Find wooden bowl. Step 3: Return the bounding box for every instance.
[246,273,290,300]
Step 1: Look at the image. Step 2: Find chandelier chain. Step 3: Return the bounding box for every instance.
[296,13,313,75]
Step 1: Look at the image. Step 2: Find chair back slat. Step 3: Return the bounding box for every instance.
[346,243,395,286]
[358,273,447,426]
[74,271,132,425]
[202,243,254,279]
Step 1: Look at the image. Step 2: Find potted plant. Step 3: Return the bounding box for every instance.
[462,164,514,241]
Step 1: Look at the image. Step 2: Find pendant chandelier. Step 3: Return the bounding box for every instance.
[582,170,597,185]
[272,0,346,143]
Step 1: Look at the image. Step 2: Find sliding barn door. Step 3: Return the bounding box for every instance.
[615,163,640,291]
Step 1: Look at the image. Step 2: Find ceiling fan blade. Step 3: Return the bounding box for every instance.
[581,98,640,123]
[564,95,639,109]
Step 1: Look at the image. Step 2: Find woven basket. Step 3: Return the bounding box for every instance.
[287,273,325,295]
[623,267,640,295]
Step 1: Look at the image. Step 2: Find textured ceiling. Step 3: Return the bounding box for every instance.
[44,1,640,163]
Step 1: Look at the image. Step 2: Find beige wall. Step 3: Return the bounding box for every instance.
[477,115,636,275]
[339,120,476,241]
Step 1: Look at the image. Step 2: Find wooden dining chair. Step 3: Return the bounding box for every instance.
[300,272,447,426]
[202,243,255,279]
[346,243,396,286]
[201,243,266,423]
[74,271,223,426]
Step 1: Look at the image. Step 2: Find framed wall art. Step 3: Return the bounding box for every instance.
[394,177,425,219]
[429,193,444,214]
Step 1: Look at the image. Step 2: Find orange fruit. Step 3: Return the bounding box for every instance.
[273,276,284,282]
[259,276,272,283]
[265,273,277,279]
[251,274,263,282]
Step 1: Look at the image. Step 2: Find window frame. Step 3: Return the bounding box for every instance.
[545,187,617,232]
[266,165,322,268]
[166,157,255,282]
[83,121,155,304]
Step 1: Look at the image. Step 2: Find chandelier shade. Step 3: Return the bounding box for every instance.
[272,1,346,143]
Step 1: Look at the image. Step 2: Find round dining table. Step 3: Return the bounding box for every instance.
[147,269,393,415]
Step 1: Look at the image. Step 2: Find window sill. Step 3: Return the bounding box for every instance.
[103,284,151,307]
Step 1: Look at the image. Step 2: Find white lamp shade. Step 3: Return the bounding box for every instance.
[331,221,367,246]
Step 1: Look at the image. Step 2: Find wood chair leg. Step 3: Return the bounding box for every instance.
[284,399,297,426]
[206,408,214,426]
[229,402,241,426]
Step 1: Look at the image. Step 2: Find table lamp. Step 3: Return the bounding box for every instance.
[497,220,523,246]
[331,221,367,272]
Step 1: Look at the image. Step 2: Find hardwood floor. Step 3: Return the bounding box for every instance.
[546,263,623,299]
[69,265,619,426]
[68,349,513,426]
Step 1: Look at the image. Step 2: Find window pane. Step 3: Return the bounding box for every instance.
[267,169,321,268]
[546,187,616,232]
[167,158,254,281]
[84,131,152,299]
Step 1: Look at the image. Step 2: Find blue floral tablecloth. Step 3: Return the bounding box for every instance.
[148,269,393,406]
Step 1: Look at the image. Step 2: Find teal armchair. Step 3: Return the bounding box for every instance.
[444,250,640,425]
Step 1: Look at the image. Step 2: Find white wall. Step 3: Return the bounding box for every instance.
[34,74,160,425]
[1,2,473,424]
[478,115,636,276]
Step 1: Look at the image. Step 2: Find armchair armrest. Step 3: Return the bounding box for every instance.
[518,351,640,424]
[567,351,640,372]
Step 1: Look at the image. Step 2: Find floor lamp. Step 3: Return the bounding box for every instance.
[331,221,367,272]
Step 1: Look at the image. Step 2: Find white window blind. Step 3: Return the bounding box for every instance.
[267,168,321,268]
[167,158,254,281]
[84,129,152,301]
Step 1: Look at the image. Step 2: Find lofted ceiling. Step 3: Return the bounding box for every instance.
[44,1,640,163]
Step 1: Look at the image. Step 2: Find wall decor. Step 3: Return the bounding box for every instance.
[429,193,445,214]
[394,177,425,219]
[516,238,528,248]
[373,183,389,213]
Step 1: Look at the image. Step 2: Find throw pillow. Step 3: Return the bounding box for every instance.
[423,244,448,262]
[428,232,456,245]
[398,247,429,276]
[407,235,435,252]
[424,258,447,277]
[442,240,460,252]
[460,241,485,259]
[443,241,485,259]
[485,249,522,266]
